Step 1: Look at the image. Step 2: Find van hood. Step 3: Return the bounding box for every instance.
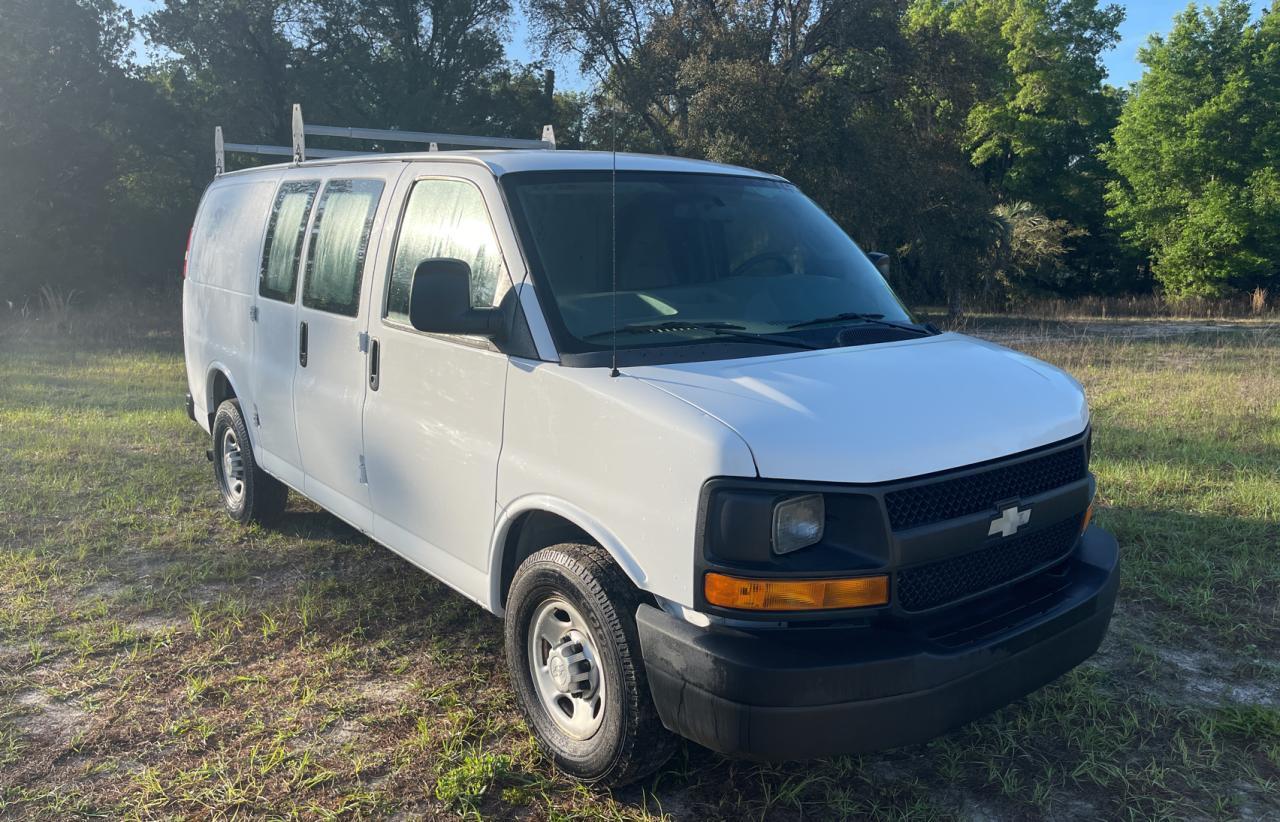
[628,333,1089,484]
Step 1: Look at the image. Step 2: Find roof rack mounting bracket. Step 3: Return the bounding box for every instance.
[214,126,225,176]
[292,104,306,163]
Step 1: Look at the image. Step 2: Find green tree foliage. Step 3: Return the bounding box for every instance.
[907,0,1132,292]
[144,0,544,142]
[0,0,583,302]
[909,0,1122,212]
[527,0,1126,309]
[0,0,141,300]
[1105,0,1280,297]
[144,0,582,172]
[3,0,1274,306]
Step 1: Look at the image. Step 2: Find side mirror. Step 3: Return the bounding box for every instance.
[866,251,891,278]
[408,258,504,339]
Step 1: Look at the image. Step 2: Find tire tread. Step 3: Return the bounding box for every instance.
[506,542,677,786]
[213,399,288,526]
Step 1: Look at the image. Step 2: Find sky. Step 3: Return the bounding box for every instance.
[120,1,1270,93]
[1103,0,1269,86]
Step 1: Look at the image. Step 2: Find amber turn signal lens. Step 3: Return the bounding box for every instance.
[1081,503,1094,533]
[704,573,889,611]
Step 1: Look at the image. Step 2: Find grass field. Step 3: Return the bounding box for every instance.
[1,305,1278,820]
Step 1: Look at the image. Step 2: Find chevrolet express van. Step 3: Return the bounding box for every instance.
[183,146,1119,785]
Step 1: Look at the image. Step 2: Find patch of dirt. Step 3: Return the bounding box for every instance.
[13,689,89,743]
[246,564,310,595]
[1158,647,1280,708]
[1233,780,1280,820]
[81,579,126,599]
[1048,798,1103,821]
[360,680,414,705]
[0,642,28,659]
[1094,607,1278,709]
[321,717,365,745]
[956,795,1007,822]
[129,613,186,634]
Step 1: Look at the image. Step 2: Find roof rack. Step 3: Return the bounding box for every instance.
[215,104,556,175]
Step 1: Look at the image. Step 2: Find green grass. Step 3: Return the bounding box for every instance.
[1,310,1278,819]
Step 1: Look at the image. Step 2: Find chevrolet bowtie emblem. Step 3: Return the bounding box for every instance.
[989,505,1031,537]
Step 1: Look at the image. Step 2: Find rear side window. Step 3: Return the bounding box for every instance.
[188,180,275,291]
[385,178,506,325]
[259,181,319,302]
[302,179,385,316]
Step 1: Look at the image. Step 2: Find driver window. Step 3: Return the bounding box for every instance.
[385,178,506,324]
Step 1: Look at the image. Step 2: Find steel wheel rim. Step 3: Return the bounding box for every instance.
[528,597,606,740]
[218,427,246,506]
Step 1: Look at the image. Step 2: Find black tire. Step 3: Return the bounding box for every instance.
[505,543,677,786]
[211,399,288,526]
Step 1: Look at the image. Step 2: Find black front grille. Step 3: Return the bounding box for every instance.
[897,514,1083,612]
[884,445,1086,531]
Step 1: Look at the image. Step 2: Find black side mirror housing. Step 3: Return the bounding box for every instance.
[866,251,891,278]
[408,258,504,339]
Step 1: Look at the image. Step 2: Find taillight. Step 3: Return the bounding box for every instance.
[182,227,194,279]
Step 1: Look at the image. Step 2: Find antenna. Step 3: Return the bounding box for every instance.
[609,106,620,378]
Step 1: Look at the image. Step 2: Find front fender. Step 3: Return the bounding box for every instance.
[487,494,648,616]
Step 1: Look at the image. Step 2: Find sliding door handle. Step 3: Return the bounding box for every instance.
[299,321,309,367]
[368,338,380,391]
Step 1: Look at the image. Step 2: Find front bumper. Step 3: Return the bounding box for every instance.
[637,525,1119,760]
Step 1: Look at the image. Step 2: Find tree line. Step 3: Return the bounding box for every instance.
[0,0,1276,310]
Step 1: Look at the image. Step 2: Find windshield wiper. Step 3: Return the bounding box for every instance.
[787,312,934,335]
[584,320,819,350]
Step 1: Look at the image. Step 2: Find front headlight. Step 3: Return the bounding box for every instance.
[772,494,825,554]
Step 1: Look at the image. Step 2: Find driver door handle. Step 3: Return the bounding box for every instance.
[299,321,309,367]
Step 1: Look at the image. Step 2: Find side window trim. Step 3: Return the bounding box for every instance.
[379,174,513,340]
[258,179,321,303]
[299,177,386,317]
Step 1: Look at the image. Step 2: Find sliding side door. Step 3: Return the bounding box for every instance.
[292,168,399,531]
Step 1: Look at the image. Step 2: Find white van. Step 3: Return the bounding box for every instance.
[183,120,1119,785]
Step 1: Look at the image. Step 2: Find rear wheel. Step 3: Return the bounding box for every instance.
[505,543,676,786]
[212,399,288,525]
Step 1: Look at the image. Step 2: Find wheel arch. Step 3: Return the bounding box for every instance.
[489,496,649,617]
[204,363,246,430]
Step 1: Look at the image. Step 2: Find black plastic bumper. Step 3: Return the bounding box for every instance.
[185,391,197,422]
[637,525,1119,760]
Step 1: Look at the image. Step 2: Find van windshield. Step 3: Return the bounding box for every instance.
[502,171,917,358]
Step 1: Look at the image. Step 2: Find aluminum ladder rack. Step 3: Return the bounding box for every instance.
[215,104,556,175]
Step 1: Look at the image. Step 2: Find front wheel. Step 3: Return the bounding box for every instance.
[504,543,676,786]
[211,399,288,525]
